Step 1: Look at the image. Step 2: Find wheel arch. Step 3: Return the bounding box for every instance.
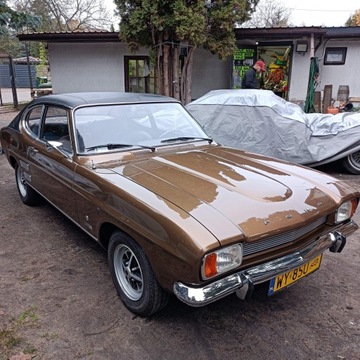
[8,155,17,170]
[97,221,190,292]
[98,222,120,250]
[98,222,146,252]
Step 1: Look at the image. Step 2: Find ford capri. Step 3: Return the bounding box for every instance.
[1,92,359,317]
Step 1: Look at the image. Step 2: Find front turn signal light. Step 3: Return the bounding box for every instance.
[201,244,243,280]
[335,199,358,223]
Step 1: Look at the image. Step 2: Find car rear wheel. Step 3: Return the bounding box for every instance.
[15,163,42,206]
[108,231,169,317]
[342,151,360,174]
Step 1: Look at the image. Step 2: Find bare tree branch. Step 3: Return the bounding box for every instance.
[11,0,115,31]
[241,0,292,28]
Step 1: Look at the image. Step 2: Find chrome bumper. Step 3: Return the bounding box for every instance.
[173,220,358,307]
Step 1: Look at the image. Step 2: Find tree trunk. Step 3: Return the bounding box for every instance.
[163,44,170,96]
[181,47,195,104]
[156,46,163,95]
[172,47,180,100]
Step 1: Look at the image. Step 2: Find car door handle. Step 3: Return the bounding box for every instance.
[27,146,39,156]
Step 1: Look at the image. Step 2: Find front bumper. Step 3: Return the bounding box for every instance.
[173,220,358,307]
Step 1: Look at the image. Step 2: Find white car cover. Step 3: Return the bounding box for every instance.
[186,89,360,166]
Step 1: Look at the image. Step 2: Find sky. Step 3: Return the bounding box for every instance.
[104,0,359,28]
[285,0,358,26]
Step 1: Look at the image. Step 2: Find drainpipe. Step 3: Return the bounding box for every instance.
[304,33,319,113]
[310,33,315,58]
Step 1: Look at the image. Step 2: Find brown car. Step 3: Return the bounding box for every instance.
[1,92,359,317]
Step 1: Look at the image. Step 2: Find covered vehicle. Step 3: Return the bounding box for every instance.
[187,89,360,174]
[1,92,359,317]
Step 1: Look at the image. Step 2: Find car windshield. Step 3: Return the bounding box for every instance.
[74,102,211,154]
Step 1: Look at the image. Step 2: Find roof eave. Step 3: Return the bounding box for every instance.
[235,27,327,40]
[17,31,121,43]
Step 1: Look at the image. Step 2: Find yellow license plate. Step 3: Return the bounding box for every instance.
[268,254,322,295]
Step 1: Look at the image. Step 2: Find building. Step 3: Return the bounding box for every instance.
[18,26,360,109]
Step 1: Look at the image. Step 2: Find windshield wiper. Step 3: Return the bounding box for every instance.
[86,143,156,152]
[160,136,213,144]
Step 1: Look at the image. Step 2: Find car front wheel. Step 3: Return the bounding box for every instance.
[342,151,360,174]
[108,231,169,317]
[15,163,42,206]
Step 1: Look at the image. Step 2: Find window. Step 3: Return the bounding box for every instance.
[124,56,156,93]
[42,107,72,153]
[25,106,43,136]
[324,47,347,65]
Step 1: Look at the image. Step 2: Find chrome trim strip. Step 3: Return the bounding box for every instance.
[173,221,358,307]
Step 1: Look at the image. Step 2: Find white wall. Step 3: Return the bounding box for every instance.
[315,39,360,101]
[192,48,231,100]
[47,38,360,105]
[289,39,360,104]
[48,43,229,100]
[48,42,148,93]
[288,51,311,104]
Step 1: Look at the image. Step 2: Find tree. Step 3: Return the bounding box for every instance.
[115,0,259,104]
[11,0,114,31]
[0,0,40,55]
[346,9,360,26]
[241,0,291,28]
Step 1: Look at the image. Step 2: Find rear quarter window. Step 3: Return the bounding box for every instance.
[24,106,43,137]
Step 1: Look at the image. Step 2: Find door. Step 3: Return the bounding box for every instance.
[23,105,78,221]
[124,56,156,93]
[257,43,292,98]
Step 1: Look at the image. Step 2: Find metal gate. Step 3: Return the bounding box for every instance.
[0,53,33,108]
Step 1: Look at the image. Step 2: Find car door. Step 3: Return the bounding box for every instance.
[23,105,78,222]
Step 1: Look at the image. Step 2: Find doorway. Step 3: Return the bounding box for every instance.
[257,43,292,98]
[124,56,156,94]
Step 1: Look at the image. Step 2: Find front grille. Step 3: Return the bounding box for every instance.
[243,216,327,256]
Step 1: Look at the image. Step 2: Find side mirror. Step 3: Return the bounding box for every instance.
[47,140,63,148]
[47,141,72,158]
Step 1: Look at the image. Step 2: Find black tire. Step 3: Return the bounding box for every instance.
[15,163,42,206]
[342,151,360,174]
[108,231,169,317]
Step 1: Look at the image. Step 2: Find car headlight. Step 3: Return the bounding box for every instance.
[335,199,358,223]
[201,244,243,280]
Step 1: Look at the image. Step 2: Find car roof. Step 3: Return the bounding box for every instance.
[5,92,179,131]
[30,92,178,108]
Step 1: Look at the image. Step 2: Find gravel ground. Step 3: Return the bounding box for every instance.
[1,109,360,360]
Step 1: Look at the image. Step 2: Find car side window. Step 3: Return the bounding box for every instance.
[41,107,72,153]
[25,106,43,137]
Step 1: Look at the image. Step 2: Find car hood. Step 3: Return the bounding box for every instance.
[99,146,347,245]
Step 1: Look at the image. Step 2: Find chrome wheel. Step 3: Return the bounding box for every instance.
[16,165,28,198]
[343,151,360,174]
[108,232,169,316]
[113,244,143,301]
[15,163,42,206]
[348,151,360,168]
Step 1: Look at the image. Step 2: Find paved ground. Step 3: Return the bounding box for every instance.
[1,110,360,360]
[0,88,32,107]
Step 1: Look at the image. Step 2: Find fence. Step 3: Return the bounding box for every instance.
[0,55,35,108]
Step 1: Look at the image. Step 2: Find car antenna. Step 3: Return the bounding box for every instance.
[91,160,96,170]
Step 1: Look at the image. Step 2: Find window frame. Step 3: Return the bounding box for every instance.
[324,47,347,65]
